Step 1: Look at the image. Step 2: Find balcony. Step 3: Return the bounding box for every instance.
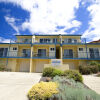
[10,39,32,44]
[32,52,56,59]
[0,51,30,58]
[63,52,100,60]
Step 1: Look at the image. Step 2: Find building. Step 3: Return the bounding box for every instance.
[0,34,100,72]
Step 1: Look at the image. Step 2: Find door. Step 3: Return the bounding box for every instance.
[38,49,46,57]
[22,49,30,57]
[20,60,30,72]
[0,48,8,57]
[89,48,99,58]
[64,49,73,58]
[56,49,59,59]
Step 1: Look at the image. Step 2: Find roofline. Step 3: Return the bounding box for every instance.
[15,34,82,36]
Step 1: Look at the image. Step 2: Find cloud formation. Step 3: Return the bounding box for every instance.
[0,0,81,34]
[82,0,100,41]
[5,15,20,35]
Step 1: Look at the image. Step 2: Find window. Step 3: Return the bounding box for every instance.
[53,38,57,43]
[0,48,8,57]
[50,48,55,51]
[89,48,99,58]
[40,38,51,43]
[64,49,73,58]
[79,48,83,51]
[74,40,77,43]
[38,49,46,57]
[68,39,72,43]
[13,47,17,50]
[22,49,30,57]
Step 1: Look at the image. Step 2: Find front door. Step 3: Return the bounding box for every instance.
[56,49,59,59]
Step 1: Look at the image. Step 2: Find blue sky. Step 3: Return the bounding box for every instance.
[0,0,100,42]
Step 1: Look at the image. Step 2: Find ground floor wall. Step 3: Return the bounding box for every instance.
[1,58,100,72]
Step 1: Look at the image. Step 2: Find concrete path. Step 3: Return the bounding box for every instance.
[0,72,41,100]
[83,75,100,94]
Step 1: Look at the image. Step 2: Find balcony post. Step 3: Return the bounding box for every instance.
[30,44,33,72]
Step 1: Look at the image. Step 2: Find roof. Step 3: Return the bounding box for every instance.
[89,39,100,43]
[15,34,82,36]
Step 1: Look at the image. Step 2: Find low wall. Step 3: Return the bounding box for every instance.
[44,64,69,71]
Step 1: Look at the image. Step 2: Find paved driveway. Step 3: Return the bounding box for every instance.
[0,72,41,100]
[83,75,100,94]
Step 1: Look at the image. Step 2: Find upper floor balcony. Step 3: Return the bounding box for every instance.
[63,52,100,60]
[11,38,86,45]
[0,51,31,58]
[32,52,55,59]
[0,50,100,60]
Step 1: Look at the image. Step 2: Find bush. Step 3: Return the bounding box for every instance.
[52,76,100,100]
[63,70,83,83]
[0,66,5,71]
[90,65,99,73]
[89,61,98,66]
[42,67,63,78]
[42,67,55,77]
[51,69,64,77]
[28,82,58,100]
[79,65,99,75]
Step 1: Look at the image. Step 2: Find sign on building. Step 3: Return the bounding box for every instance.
[51,59,62,66]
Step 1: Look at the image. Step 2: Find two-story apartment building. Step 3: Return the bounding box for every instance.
[0,34,100,72]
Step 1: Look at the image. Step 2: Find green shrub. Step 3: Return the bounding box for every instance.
[89,61,98,66]
[90,65,99,73]
[0,66,6,71]
[51,69,64,77]
[63,70,83,83]
[42,67,64,78]
[52,76,100,100]
[42,67,55,77]
[79,65,99,75]
[28,82,58,100]
[79,65,91,75]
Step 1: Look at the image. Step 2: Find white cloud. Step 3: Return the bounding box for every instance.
[0,37,10,43]
[82,0,100,41]
[0,0,81,34]
[4,15,20,35]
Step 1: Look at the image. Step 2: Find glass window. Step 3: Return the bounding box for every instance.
[64,49,73,58]
[53,38,57,43]
[79,48,83,51]
[13,47,17,50]
[68,39,72,43]
[0,48,8,57]
[50,48,55,51]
